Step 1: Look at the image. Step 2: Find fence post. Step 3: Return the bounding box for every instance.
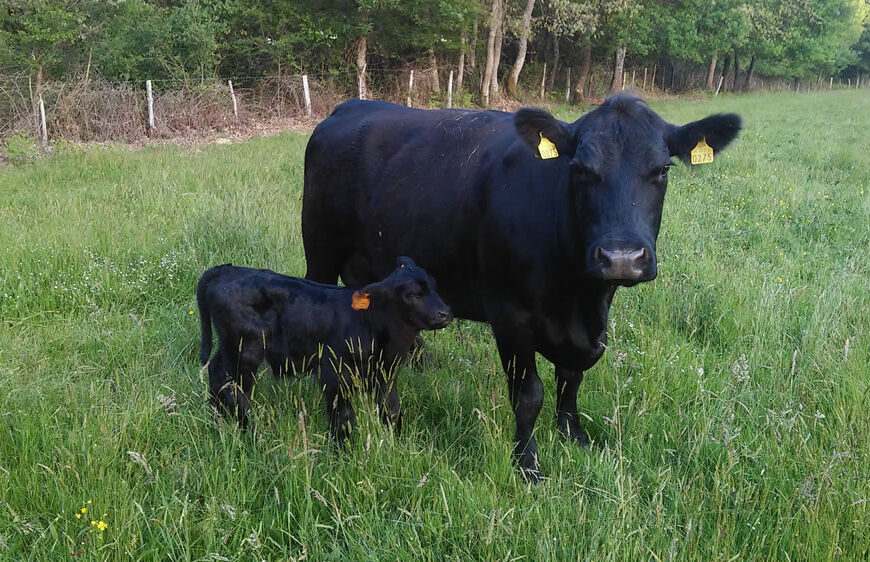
[643,67,647,90]
[829,77,833,90]
[715,75,724,96]
[447,70,454,108]
[38,94,47,147]
[540,63,546,99]
[407,70,414,107]
[146,80,155,133]
[228,80,238,119]
[565,67,571,102]
[302,74,312,116]
[622,71,626,91]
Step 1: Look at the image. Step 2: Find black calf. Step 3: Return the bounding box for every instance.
[196,257,452,439]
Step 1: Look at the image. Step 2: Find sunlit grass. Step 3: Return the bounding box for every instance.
[0,90,868,559]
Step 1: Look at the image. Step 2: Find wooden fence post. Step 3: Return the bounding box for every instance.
[643,67,647,90]
[38,94,47,147]
[228,80,238,119]
[302,75,312,116]
[407,70,414,107]
[715,75,724,96]
[146,80,155,133]
[447,70,454,108]
[565,67,571,102]
[540,63,546,99]
[829,76,833,90]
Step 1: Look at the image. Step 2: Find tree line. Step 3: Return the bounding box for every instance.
[1,0,868,103]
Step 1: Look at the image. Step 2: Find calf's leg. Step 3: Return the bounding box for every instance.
[208,347,236,414]
[375,377,402,434]
[321,367,356,444]
[554,367,589,446]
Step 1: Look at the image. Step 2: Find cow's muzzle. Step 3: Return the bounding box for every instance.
[429,309,453,329]
[589,244,656,284]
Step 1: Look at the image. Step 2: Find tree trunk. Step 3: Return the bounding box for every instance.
[481,0,501,105]
[470,19,478,73]
[732,48,740,91]
[457,31,466,92]
[720,54,731,90]
[547,34,560,91]
[744,55,756,91]
[429,49,440,93]
[610,45,626,94]
[490,3,504,97]
[574,39,592,99]
[355,35,368,100]
[706,52,717,90]
[507,0,536,97]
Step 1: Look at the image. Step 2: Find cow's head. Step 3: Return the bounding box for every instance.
[356,256,453,330]
[514,94,741,285]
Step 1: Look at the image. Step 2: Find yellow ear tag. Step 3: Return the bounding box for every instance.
[351,291,370,311]
[538,133,559,160]
[690,137,714,165]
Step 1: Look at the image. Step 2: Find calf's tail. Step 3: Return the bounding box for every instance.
[196,264,230,365]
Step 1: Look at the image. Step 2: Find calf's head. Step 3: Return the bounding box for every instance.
[354,257,453,330]
[515,94,742,286]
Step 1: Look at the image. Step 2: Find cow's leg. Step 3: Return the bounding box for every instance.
[303,229,349,285]
[554,367,589,447]
[492,324,544,483]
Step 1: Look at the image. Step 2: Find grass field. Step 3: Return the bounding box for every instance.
[1,90,868,560]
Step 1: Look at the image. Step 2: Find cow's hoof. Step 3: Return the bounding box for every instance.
[556,413,590,447]
[520,465,543,484]
[514,446,542,484]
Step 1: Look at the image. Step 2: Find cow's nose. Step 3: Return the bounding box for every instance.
[433,309,453,327]
[592,246,654,282]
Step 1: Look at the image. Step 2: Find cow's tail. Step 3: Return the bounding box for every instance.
[196,264,230,365]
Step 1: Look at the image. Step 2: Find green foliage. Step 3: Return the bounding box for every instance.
[0,0,867,91]
[0,91,869,559]
[1,131,38,164]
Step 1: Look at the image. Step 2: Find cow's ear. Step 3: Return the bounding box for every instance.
[396,256,416,269]
[514,108,574,159]
[668,113,742,164]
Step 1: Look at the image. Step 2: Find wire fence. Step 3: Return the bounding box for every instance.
[0,63,863,146]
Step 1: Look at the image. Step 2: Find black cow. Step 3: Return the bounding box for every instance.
[302,94,741,480]
[197,257,452,439]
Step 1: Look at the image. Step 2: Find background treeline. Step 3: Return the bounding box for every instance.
[0,0,868,143]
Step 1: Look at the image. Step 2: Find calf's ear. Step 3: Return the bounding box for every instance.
[668,113,742,164]
[356,280,391,306]
[514,108,576,159]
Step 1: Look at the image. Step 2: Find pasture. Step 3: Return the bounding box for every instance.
[1,90,868,560]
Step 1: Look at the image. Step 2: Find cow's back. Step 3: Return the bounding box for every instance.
[303,100,520,320]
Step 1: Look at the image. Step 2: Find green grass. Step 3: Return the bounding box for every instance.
[1,90,868,560]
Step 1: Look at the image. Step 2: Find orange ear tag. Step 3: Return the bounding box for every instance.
[351,291,370,310]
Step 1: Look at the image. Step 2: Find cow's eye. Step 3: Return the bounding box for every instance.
[653,165,671,183]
